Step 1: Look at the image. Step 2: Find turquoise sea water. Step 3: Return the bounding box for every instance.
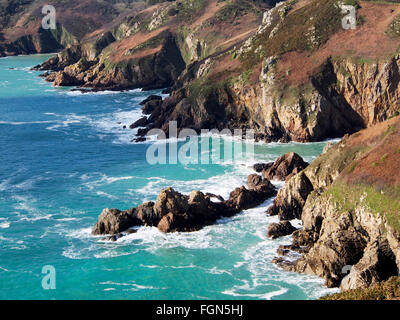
[0,55,338,300]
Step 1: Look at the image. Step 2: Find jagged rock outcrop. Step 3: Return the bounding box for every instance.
[267,171,313,220]
[267,136,362,220]
[272,117,400,289]
[92,208,142,235]
[267,221,297,239]
[93,173,277,236]
[262,152,309,181]
[39,31,186,91]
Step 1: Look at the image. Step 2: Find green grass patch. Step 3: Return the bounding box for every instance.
[386,14,400,37]
[321,277,400,300]
[175,0,207,23]
[214,0,258,22]
[327,182,400,231]
[240,0,343,69]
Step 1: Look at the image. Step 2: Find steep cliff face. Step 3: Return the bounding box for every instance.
[136,0,400,142]
[40,31,186,90]
[272,116,400,290]
[0,0,146,56]
[34,0,266,91]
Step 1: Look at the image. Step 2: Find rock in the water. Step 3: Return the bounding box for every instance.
[267,221,297,239]
[95,181,275,235]
[130,117,148,129]
[135,202,157,226]
[247,174,264,190]
[142,99,163,115]
[157,212,190,233]
[253,162,273,173]
[263,152,309,181]
[92,208,142,235]
[153,187,189,217]
[156,190,233,233]
[227,182,276,211]
[139,95,162,106]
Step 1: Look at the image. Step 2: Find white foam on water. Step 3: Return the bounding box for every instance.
[136,168,249,201]
[96,191,118,200]
[45,113,89,132]
[115,226,216,252]
[0,178,11,192]
[0,120,54,126]
[0,222,10,229]
[208,267,232,276]
[66,227,93,239]
[84,106,144,144]
[12,195,54,222]
[81,173,138,192]
[222,285,288,300]
[98,281,164,291]
[94,249,138,259]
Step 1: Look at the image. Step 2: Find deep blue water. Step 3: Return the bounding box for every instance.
[0,55,338,300]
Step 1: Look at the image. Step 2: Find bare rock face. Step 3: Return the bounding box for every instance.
[135,202,157,226]
[92,208,142,235]
[156,190,227,233]
[130,117,148,129]
[267,221,297,239]
[340,241,399,291]
[142,99,163,115]
[267,171,313,220]
[227,182,277,211]
[139,95,163,106]
[153,187,189,218]
[263,152,309,181]
[247,174,276,193]
[53,72,83,87]
[247,174,263,190]
[253,162,273,173]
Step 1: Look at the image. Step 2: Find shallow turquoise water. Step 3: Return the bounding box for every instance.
[0,55,338,300]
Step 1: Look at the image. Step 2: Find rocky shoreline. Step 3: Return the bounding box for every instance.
[92,152,308,240]
[269,117,400,291]
[92,116,400,295]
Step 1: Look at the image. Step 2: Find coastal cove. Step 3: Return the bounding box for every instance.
[0,55,339,300]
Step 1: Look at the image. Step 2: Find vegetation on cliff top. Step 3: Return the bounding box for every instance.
[240,0,343,69]
[322,117,400,231]
[321,276,400,300]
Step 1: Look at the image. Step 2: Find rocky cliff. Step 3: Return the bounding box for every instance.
[0,0,147,56]
[132,0,400,142]
[271,116,400,291]
[4,1,400,141]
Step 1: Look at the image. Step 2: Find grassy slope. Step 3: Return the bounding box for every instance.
[325,116,400,231]
[321,276,400,300]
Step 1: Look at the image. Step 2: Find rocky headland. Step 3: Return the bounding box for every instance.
[31,0,400,144]
[269,116,400,292]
